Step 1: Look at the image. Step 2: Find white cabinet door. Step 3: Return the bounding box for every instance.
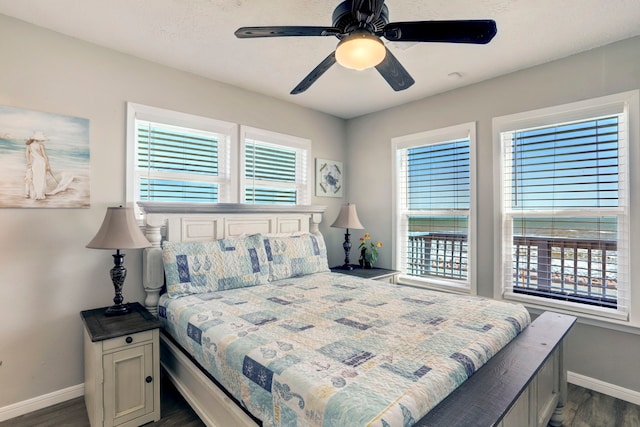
[103,343,154,427]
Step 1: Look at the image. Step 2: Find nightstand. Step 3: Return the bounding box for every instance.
[81,302,162,427]
[330,266,401,283]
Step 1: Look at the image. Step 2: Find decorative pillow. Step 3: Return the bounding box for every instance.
[162,234,270,298]
[263,232,330,281]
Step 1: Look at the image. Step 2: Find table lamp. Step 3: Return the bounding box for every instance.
[331,203,364,270]
[86,206,151,315]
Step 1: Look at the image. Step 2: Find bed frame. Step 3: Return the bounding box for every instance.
[138,202,576,427]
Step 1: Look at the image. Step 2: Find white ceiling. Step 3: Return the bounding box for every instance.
[1,0,639,119]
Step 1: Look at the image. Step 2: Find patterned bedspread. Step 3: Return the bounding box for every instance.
[158,272,530,427]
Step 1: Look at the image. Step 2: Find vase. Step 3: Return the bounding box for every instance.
[363,251,374,269]
[360,248,374,269]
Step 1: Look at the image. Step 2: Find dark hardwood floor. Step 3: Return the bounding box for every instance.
[2,379,639,426]
[564,384,640,427]
[0,375,204,427]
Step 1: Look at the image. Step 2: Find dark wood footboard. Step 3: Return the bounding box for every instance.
[417,311,576,427]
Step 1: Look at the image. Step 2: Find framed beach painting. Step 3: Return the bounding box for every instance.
[315,158,343,197]
[0,105,90,208]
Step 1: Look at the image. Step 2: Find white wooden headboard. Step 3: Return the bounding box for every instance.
[138,202,327,315]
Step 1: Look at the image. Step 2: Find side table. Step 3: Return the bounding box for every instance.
[81,302,161,427]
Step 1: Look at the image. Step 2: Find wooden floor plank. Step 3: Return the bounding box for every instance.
[567,384,640,427]
[0,375,203,427]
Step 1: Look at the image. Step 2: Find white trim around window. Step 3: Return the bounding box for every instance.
[493,90,640,329]
[126,104,313,215]
[392,122,477,294]
[240,126,312,205]
[126,102,238,215]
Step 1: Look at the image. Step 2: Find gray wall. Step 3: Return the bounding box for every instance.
[0,14,346,408]
[346,36,640,393]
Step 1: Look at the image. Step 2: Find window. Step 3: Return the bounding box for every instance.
[393,123,476,292]
[127,104,312,212]
[135,121,227,203]
[241,126,311,205]
[495,91,637,321]
[127,103,236,212]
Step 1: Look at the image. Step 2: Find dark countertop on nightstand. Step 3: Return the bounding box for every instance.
[80,302,161,342]
[330,265,400,280]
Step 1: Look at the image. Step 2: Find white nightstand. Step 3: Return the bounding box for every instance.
[81,302,161,427]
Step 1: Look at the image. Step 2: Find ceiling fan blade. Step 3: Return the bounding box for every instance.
[375,48,415,91]
[235,26,341,38]
[291,51,337,95]
[383,20,497,44]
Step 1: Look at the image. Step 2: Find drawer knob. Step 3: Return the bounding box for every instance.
[125,336,133,344]
[146,376,153,383]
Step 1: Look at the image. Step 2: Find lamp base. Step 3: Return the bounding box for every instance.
[340,229,355,270]
[105,250,129,316]
[105,303,130,316]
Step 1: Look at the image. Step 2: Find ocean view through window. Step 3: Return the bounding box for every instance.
[495,92,633,320]
[394,122,476,292]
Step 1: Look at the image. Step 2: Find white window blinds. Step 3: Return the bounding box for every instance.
[136,120,229,203]
[499,109,629,317]
[394,123,475,291]
[127,103,237,211]
[241,127,310,205]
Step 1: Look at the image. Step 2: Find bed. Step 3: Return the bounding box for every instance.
[139,202,576,427]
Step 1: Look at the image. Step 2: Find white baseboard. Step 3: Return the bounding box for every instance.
[0,383,84,422]
[568,371,640,406]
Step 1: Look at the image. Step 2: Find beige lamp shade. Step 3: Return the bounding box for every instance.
[86,206,151,250]
[331,203,364,229]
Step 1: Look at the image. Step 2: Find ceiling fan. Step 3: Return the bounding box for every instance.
[234,0,497,95]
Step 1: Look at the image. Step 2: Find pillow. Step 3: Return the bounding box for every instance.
[263,232,330,281]
[162,234,270,298]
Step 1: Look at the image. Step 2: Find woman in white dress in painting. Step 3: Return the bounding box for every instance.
[24,131,51,200]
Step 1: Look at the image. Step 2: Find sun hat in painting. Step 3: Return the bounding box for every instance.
[30,131,48,141]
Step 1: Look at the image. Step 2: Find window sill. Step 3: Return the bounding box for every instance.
[397,275,472,295]
[502,292,640,335]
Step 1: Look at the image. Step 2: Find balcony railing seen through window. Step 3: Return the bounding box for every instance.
[407,233,468,280]
[407,233,618,308]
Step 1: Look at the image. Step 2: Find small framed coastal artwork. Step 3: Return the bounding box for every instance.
[315,158,343,197]
[0,105,90,208]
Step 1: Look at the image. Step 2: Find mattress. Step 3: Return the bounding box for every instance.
[158,272,530,427]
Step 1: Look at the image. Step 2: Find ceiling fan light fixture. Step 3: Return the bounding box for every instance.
[335,31,386,71]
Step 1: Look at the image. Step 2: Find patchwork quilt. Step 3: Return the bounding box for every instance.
[158,272,530,427]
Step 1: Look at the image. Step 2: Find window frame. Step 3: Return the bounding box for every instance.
[392,122,477,294]
[126,103,238,213]
[493,90,639,325]
[239,126,312,205]
[126,104,313,214]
